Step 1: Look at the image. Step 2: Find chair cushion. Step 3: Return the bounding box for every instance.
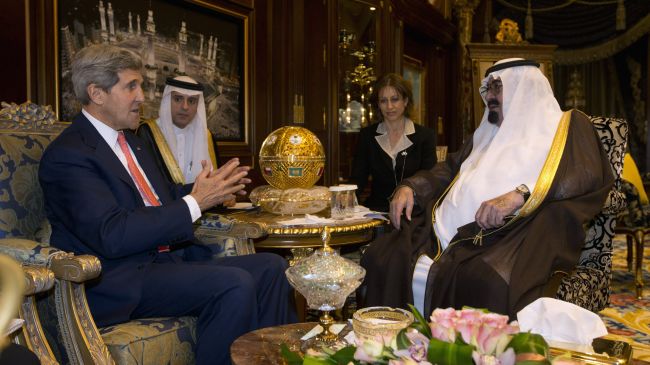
[99,317,196,365]
[0,237,61,266]
[0,133,57,241]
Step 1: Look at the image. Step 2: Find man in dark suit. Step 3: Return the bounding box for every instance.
[39,44,295,365]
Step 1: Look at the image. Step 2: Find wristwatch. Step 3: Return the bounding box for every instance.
[515,184,530,202]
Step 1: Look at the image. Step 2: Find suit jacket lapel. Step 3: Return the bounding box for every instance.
[74,115,138,193]
[373,125,396,173]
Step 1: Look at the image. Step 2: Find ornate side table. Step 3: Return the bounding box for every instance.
[230,322,315,365]
[229,209,384,250]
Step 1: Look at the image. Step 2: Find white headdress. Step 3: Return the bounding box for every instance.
[434,58,563,249]
[157,75,211,183]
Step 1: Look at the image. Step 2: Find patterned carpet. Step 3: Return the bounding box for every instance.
[599,235,650,364]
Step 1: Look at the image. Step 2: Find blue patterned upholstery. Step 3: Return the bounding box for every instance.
[0,134,56,242]
[195,213,262,257]
[0,117,265,365]
[555,115,628,311]
[99,317,196,365]
[0,121,76,364]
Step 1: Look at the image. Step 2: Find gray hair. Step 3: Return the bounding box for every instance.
[71,44,143,105]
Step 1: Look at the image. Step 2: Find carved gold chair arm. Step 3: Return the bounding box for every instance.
[0,239,113,364]
[49,254,101,283]
[15,265,58,365]
[228,219,268,239]
[46,254,113,364]
[22,266,55,296]
[0,238,101,282]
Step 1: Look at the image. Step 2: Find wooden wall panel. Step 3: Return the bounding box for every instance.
[0,0,28,104]
[1,0,461,186]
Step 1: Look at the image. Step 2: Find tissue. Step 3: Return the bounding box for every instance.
[516,298,607,349]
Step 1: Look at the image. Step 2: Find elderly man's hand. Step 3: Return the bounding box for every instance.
[389,186,415,230]
[475,190,524,230]
[191,158,251,211]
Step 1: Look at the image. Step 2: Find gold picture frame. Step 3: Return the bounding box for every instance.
[427,0,452,19]
[48,0,251,145]
[402,55,426,125]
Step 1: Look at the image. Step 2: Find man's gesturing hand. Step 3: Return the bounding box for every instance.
[191,158,251,211]
[474,190,524,230]
[389,186,415,230]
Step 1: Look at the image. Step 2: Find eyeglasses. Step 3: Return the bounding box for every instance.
[485,82,503,94]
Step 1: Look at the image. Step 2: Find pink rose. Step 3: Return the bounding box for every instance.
[472,313,518,355]
[429,308,459,342]
[455,309,484,344]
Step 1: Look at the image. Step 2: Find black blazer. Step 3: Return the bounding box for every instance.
[351,122,437,212]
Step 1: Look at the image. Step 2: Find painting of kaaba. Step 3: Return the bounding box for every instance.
[57,0,247,142]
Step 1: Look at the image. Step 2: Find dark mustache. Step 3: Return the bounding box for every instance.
[487,100,500,107]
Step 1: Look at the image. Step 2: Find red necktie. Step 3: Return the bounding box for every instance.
[117,132,170,253]
[117,132,161,207]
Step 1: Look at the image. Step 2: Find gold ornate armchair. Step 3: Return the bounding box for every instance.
[0,103,265,365]
[0,112,112,364]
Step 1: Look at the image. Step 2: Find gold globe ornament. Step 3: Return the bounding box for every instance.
[254,126,329,215]
[259,126,325,189]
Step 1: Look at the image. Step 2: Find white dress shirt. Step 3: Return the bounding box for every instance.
[172,124,197,182]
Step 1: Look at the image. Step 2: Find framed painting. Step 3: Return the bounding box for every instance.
[54,0,250,144]
[427,0,451,19]
[402,55,426,125]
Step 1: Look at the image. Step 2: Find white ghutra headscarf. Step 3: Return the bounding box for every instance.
[157,76,212,183]
[433,58,564,249]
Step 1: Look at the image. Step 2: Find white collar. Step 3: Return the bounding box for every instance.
[374,118,415,166]
[376,118,416,135]
[82,109,120,148]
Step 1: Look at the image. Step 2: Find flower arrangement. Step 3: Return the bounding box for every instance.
[281,305,582,365]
